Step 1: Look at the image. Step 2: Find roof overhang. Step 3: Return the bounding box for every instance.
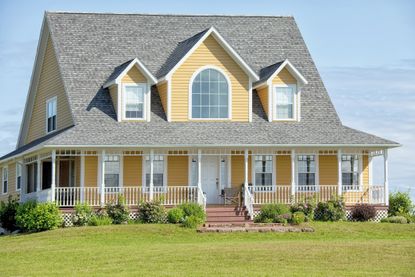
[158,26,259,82]
[103,58,157,88]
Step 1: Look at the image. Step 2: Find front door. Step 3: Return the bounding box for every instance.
[201,156,221,204]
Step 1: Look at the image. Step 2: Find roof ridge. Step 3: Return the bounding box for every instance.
[45,11,294,18]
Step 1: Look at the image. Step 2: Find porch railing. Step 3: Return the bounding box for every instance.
[250,185,291,204]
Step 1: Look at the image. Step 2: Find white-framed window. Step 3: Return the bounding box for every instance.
[145,155,165,187]
[274,84,297,120]
[46,97,57,133]
[104,155,120,187]
[342,155,360,191]
[190,67,230,119]
[297,155,316,191]
[254,155,273,188]
[2,167,8,194]
[16,163,22,191]
[123,84,146,120]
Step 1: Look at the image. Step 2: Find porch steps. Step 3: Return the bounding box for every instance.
[205,206,252,224]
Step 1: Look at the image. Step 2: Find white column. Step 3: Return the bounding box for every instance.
[291,150,296,198]
[21,162,27,202]
[244,149,249,186]
[51,150,56,202]
[80,154,85,203]
[383,149,389,206]
[149,150,154,201]
[197,149,202,187]
[36,155,41,192]
[100,150,106,207]
[337,149,342,196]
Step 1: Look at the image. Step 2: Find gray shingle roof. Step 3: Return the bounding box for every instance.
[4,12,397,159]
[254,61,284,87]
[103,59,134,87]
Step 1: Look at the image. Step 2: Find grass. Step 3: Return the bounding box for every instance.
[0,222,414,276]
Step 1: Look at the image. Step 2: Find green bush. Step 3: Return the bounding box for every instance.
[291,211,306,225]
[179,203,205,222]
[138,201,166,223]
[314,198,345,222]
[88,214,113,226]
[106,196,129,224]
[167,207,185,224]
[290,198,316,221]
[389,191,413,216]
[0,196,20,231]
[351,204,377,222]
[182,215,203,228]
[15,201,62,232]
[254,204,291,223]
[380,216,408,224]
[72,203,94,226]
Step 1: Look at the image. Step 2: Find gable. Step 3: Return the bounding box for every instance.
[272,68,296,85]
[171,34,250,122]
[26,35,73,144]
[122,66,147,83]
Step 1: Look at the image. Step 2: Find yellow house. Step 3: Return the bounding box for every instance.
[0,12,399,221]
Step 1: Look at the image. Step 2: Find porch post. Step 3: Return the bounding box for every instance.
[244,149,249,186]
[36,155,41,192]
[80,154,85,203]
[149,150,154,201]
[337,149,342,196]
[21,162,27,202]
[197,149,202,187]
[100,150,105,207]
[383,149,389,206]
[51,150,56,202]
[290,150,296,201]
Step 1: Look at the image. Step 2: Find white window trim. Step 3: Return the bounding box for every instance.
[188,65,232,121]
[121,83,148,121]
[272,84,298,121]
[45,96,57,134]
[142,155,168,190]
[103,155,122,188]
[2,166,8,195]
[16,162,22,191]
[341,154,363,192]
[295,154,319,191]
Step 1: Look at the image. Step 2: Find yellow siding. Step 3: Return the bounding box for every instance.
[171,35,250,122]
[362,155,369,189]
[27,36,73,144]
[109,85,118,117]
[0,163,18,203]
[231,155,251,187]
[319,155,338,185]
[272,68,296,85]
[256,87,269,117]
[157,81,168,114]
[84,156,97,187]
[167,156,188,186]
[276,155,291,185]
[122,66,146,83]
[123,156,142,186]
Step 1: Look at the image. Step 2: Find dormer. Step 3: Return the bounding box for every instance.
[254,60,308,122]
[104,58,157,122]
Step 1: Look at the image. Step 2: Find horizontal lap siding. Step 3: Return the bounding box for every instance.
[0,163,18,202]
[256,87,268,117]
[122,66,146,83]
[272,68,296,85]
[362,155,369,189]
[84,156,97,187]
[319,155,338,185]
[276,156,291,185]
[171,35,249,121]
[167,156,188,186]
[27,36,73,144]
[157,82,168,115]
[123,156,142,186]
[231,156,251,187]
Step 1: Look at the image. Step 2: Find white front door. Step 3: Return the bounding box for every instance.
[201,156,221,204]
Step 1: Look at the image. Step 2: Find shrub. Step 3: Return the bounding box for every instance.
[15,201,62,232]
[0,196,20,231]
[179,203,205,222]
[72,203,94,226]
[182,215,203,228]
[167,207,185,224]
[106,196,129,224]
[138,201,166,223]
[389,191,413,217]
[314,198,345,222]
[88,215,113,226]
[254,204,291,223]
[290,199,316,222]
[291,211,306,225]
[380,216,408,224]
[351,204,377,222]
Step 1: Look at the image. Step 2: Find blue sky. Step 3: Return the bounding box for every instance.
[0,0,414,199]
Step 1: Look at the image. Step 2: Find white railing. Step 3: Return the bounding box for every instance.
[244,184,254,220]
[21,189,53,203]
[250,185,291,204]
[197,186,207,210]
[295,185,338,203]
[56,187,100,207]
[369,185,385,204]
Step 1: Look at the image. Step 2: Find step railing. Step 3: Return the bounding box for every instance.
[197,186,207,210]
[244,184,254,220]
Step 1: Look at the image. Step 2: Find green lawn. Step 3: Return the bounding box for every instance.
[0,222,414,276]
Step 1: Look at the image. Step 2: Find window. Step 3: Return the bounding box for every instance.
[275,85,296,120]
[191,68,229,119]
[46,97,57,132]
[254,156,273,188]
[123,84,145,119]
[16,164,22,191]
[342,155,360,190]
[104,155,120,187]
[297,155,316,191]
[2,167,8,194]
[145,155,165,187]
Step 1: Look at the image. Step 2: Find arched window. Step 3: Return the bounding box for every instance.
[191,68,229,119]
